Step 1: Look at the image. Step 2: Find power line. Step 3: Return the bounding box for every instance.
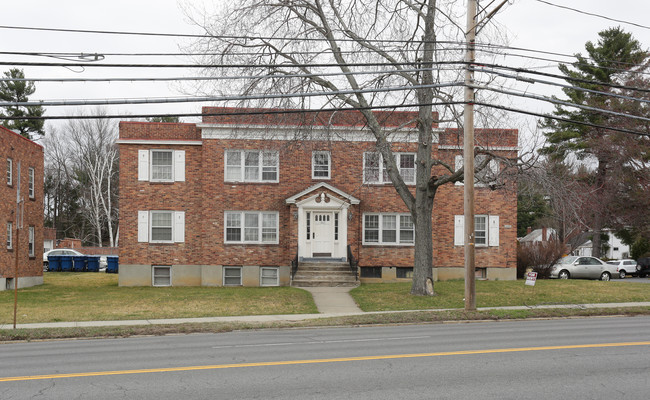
[533,0,650,30]
[0,81,463,107]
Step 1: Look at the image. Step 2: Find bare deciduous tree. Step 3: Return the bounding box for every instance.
[185,0,513,295]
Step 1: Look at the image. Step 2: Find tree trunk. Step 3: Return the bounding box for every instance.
[411,186,435,295]
[591,158,608,258]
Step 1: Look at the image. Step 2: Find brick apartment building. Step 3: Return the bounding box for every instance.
[1,126,44,291]
[117,107,518,287]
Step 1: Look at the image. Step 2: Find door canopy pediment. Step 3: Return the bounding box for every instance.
[286,182,360,208]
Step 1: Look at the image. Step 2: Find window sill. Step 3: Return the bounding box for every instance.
[225,242,279,246]
[362,243,415,247]
[224,181,279,185]
[149,181,175,185]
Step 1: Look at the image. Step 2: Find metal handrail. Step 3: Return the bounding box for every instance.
[347,244,359,281]
[291,248,299,279]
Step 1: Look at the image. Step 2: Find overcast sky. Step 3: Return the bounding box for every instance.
[2,0,649,136]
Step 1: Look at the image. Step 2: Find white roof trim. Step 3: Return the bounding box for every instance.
[199,124,442,144]
[438,145,519,151]
[116,139,203,145]
[286,182,360,205]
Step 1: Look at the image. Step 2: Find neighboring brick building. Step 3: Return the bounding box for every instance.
[117,108,518,287]
[1,126,44,291]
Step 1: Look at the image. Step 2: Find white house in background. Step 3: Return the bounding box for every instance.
[570,229,630,259]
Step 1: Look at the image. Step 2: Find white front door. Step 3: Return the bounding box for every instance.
[312,212,333,257]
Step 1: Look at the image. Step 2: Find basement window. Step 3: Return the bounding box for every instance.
[152,266,171,287]
[396,267,413,279]
[224,266,242,286]
[360,267,382,278]
[260,267,279,286]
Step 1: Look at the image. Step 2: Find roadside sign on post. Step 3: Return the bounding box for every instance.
[525,271,538,287]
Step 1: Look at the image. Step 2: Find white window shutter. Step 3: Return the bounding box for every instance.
[454,155,463,186]
[454,215,464,246]
[138,150,149,181]
[174,150,185,182]
[138,211,149,242]
[174,211,185,243]
[488,215,499,246]
[455,155,463,172]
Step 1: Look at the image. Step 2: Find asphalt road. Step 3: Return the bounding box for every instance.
[1,317,650,399]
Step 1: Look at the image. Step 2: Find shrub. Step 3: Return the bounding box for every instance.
[517,239,567,279]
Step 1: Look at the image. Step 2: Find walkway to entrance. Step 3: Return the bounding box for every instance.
[300,286,362,314]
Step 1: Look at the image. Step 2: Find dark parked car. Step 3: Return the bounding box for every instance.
[637,258,650,278]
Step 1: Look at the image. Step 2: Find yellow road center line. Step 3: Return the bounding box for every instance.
[2,341,649,382]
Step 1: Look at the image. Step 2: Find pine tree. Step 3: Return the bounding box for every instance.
[0,68,45,139]
[540,27,649,257]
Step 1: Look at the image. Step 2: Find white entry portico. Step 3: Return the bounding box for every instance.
[286,183,360,260]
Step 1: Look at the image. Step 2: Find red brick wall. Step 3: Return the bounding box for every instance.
[0,127,44,278]
[119,117,518,273]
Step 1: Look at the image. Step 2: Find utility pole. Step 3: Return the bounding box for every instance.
[463,0,508,311]
[13,162,22,329]
[463,0,477,311]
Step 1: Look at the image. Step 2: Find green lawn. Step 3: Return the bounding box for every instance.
[350,280,650,311]
[0,273,317,324]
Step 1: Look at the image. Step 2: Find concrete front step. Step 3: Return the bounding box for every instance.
[292,262,359,287]
[292,280,359,287]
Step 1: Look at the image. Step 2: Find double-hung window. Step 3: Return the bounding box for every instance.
[312,151,331,179]
[225,150,279,182]
[363,152,415,184]
[454,155,499,186]
[138,210,185,243]
[6,222,12,249]
[363,214,414,245]
[138,149,185,182]
[6,159,12,186]
[225,211,278,244]
[28,167,34,198]
[150,211,173,242]
[28,226,34,257]
[454,215,499,247]
[151,150,173,181]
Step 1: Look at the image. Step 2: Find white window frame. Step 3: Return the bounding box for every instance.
[138,210,184,243]
[454,155,499,186]
[28,226,35,257]
[150,149,174,182]
[152,266,172,287]
[6,158,12,186]
[454,215,500,247]
[362,213,415,246]
[6,222,12,250]
[149,211,174,243]
[260,267,279,287]
[363,152,416,185]
[312,151,331,180]
[28,167,34,198]
[138,149,185,182]
[224,150,279,183]
[223,266,242,286]
[224,211,279,244]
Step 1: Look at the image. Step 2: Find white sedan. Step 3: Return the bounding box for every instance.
[43,248,84,270]
[550,256,620,281]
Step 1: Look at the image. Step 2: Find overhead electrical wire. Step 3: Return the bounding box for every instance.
[0,81,463,107]
[3,99,648,138]
[532,0,650,30]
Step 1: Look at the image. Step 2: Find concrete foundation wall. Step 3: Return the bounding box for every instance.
[118,264,291,287]
[0,276,43,291]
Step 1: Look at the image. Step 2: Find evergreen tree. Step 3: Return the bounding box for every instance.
[0,68,45,139]
[540,27,649,257]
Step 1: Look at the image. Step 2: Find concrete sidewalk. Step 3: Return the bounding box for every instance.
[2,301,650,330]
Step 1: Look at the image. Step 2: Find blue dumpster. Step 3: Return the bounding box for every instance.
[106,256,119,273]
[86,256,100,272]
[73,256,87,272]
[48,255,62,272]
[60,255,73,272]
